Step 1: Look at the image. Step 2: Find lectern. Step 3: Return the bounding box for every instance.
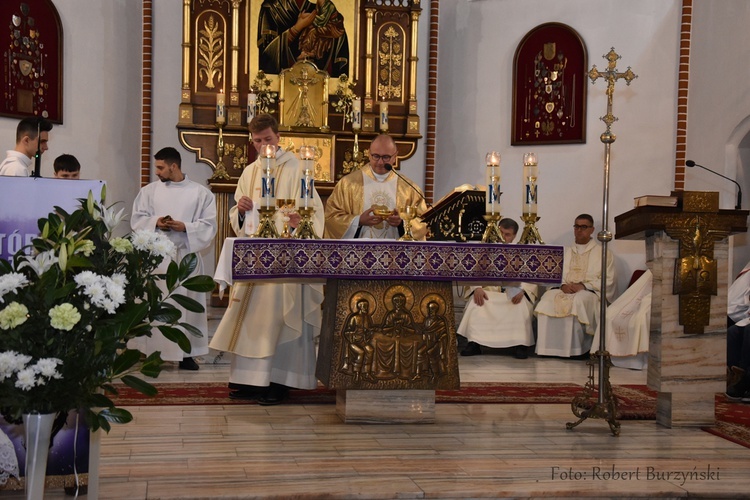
[615,191,748,427]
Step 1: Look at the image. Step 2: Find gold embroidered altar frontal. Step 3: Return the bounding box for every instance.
[231,239,564,283]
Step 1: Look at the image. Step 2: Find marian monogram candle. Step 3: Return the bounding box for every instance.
[485,151,501,215]
[523,152,538,215]
[298,145,315,209]
[247,92,257,122]
[379,102,389,131]
[260,144,276,208]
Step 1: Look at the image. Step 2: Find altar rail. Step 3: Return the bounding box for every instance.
[227,238,564,283]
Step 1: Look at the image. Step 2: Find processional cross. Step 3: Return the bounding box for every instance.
[567,48,637,437]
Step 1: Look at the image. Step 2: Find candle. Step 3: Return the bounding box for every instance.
[216,90,226,124]
[260,144,276,208]
[298,145,315,209]
[352,97,362,130]
[247,92,257,122]
[379,102,389,131]
[485,151,501,215]
[523,153,538,215]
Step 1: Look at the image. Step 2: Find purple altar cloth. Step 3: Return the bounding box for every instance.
[230,239,563,283]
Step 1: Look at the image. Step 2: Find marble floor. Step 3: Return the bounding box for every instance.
[3,318,750,499]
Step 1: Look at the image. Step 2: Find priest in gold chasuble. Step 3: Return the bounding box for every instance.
[324,134,427,240]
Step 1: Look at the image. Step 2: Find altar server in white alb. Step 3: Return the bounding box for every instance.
[0,117,52,176]
[457,218,538,360]
[209,114,325,405]
[131,147,217,370]
[535,213,616,358]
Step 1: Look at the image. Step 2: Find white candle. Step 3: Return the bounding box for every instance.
[247,92,257,122]
[379,102,389,131]
[260,145,276,208]
[523,153,538,215]
[216,91,226,124]
[485,151,501,215]
[352,97,362,130]
[298,145,316,209]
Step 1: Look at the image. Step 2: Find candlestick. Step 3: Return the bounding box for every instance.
[485,151,501,215]
[379,102,389,132]
[298,145,315,209]
[352,97,362,130]
[247,92,257,122]
[216,90,226,124]
[523,152,538,215]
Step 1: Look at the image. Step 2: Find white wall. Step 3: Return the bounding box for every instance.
[435,0,681,293]
[0,0,143,222]
[686,0,750,278]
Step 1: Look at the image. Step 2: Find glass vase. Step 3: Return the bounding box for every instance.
[22,412,55,500]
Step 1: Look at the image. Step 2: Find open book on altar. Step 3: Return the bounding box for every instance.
[634,194,679,208]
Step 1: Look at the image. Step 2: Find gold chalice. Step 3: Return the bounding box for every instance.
[276,198,296,238]
[398,204,419,241]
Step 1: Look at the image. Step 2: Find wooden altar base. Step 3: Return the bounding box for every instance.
[336,390,436,424]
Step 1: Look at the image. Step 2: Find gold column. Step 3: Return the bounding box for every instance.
[364,9,375,106]
[178,0,193,125]
[228,0,241,125]
[408,10,420,133]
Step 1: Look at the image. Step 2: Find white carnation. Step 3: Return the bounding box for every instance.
[0,273,30,303]
[14,367,37,391]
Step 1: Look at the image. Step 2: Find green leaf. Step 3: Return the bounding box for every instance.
[179,322,204,338]
[181,275,216,292]
[157,325,191,353]
[170,293,204,313]
[89,393,115,409]
[121,375,158,396]
[178,253,198,279]
[98,407,133,426]
[166,260,179,291]
[112,349,142,375]
[152,305,182,324]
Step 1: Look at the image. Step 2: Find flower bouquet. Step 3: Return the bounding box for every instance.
[0,187,215,432]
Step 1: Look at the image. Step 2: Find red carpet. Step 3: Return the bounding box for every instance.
[109,382,750,448]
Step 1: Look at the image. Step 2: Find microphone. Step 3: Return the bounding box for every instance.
[32,120,42,178]
[685,160,742,210]
[384,163,433,210]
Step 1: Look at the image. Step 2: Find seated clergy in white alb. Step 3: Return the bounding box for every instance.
[534,214,616,358]
[457,218,538,359]
[592,269,652,370]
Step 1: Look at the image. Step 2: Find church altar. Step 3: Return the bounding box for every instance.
[217,237,563,423]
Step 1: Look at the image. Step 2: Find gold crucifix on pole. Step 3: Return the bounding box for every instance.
[567,48,637,437]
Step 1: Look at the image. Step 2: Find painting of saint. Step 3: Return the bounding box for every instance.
[257,0,350,78]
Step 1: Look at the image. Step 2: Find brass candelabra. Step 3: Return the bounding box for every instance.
[294,207,320,239]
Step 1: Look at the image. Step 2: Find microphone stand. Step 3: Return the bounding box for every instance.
[384,163,432,210]
[32,121,42,178]
[685,160,743,210]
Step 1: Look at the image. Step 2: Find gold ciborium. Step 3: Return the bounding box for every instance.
[276,198,296,238]
[398,204,419,241]
[372,204,394,220]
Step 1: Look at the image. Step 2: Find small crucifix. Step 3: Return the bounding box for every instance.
[588,48,638,135]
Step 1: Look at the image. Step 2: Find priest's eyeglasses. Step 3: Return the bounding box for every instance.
[370,153,395,162]
[573,224,592,230]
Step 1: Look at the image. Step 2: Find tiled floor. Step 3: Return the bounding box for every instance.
[3,314,750,499]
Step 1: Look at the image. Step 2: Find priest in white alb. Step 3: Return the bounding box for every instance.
[130,146,217,370]
[535,214,616,358]
[209,114,325,405]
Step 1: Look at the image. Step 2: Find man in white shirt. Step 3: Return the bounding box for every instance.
[0,117,52,177]
[131,147,218,371]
